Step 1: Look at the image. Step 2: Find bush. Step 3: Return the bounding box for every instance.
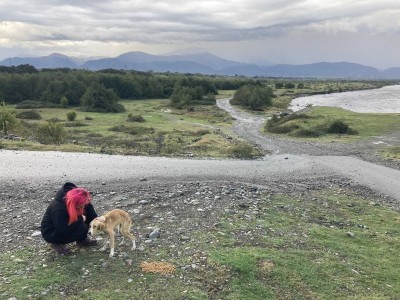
[265,113,310,131]
[327,120,358,135]
[64,121,88,127]
[127,114,145,122]
[228,142,256,159]
[267,123,299,134]
[66,111,77,121]
[291,128,324,137]
[16,110,42,120]
[35,121,66,144]
[0,101,18,135]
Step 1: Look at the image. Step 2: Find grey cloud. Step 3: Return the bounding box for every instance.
[0,0,399,68]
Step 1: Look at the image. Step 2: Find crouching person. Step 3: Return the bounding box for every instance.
[41,182,98,255]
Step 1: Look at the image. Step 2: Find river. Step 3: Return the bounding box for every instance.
[289,85,400,113]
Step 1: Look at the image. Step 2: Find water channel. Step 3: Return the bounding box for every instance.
[289,85,400,113]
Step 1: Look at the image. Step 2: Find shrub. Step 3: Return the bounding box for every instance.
[291,128,324,137]
[0,101,18,135]
[16,110,42,120]
[66,111,77,121]
[327,120,358,135]
[265,113,310,131]
[64,121,88,127]
[35,121,66,144]
[267,123,299,134]
[228,142,256,159]
[127,114,145,122]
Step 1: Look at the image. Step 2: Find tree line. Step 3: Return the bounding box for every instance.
[0,65,260,112]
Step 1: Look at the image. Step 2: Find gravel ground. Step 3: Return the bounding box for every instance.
[1,98,399,257]
[2,176,397,255]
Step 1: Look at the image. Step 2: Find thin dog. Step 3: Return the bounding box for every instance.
[89,209,136,257]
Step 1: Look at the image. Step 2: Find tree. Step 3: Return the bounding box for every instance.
[284,82,295,89]
[231,85,273,110]
[60,96,69,108]
[169,87,193,108]
[0,101,18,135]
[80,82,125,113]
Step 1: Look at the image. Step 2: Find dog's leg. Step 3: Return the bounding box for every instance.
[107,229,116,257]
[100,234,108,251]
[118,224,125,246]
[121,223,136,250]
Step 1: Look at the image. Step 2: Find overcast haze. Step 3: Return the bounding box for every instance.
[0,0,399,69]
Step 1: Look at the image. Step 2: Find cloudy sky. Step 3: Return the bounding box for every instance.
[0,0,399,69]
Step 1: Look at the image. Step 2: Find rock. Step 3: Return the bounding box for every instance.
[347,232,355,238]
[31,231,41,237]
[148,228,160,239]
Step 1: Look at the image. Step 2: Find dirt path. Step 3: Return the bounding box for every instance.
[217,97,400,166]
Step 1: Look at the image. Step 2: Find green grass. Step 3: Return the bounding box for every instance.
[1,188,399,299]
[266,106,400,143]
[381,146,400,160]
[4,98,261,158]
[208,189,400,299]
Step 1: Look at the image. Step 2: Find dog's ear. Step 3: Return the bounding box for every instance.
[98,223,106,230]
[96,216,106,222]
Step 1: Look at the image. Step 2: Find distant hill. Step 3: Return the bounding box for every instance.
[260,62,380,79]
[0,53,79,69]
[381,67,400,79]
[1,51,399,79]
[81,51,242,74]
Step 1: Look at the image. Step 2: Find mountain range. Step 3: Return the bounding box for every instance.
[1,52,400,79]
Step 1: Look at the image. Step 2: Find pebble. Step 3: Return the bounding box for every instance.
[347,231,355,238]
[148,228,161,239]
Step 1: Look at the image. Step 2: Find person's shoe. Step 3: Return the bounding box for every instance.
[50,243,71,255]
[76,237,98,247]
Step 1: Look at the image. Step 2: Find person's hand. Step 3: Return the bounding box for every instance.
[82,215,87,222]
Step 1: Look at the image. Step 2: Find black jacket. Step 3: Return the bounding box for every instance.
[41,182,98,244]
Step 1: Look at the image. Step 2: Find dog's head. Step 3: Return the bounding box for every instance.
[88,216,106,236]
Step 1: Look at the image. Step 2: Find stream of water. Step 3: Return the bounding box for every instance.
[289,85,400,113]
